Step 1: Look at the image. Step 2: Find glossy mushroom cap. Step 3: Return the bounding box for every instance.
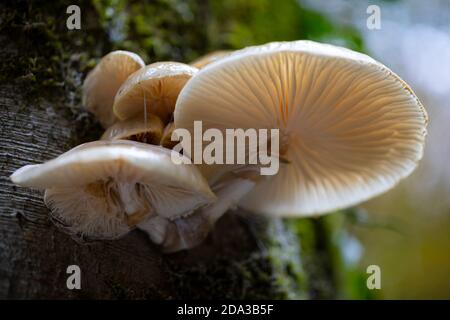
[190,50,232,69]
[113,62,198,124]
[175,40,428,217]
[11,140,215,240]
[82,50,145,128]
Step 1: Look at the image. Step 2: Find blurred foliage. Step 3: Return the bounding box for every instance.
[91,0,365,63]
[209,0,364,52]
[290,209,379,299]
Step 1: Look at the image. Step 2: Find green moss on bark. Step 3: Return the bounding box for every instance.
[165,216,307,299]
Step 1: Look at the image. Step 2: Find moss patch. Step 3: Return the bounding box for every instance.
[165,216,307,299]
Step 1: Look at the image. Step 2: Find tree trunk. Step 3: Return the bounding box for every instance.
[0,0,339,299]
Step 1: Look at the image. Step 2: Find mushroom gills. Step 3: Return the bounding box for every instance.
[101,116,179,150]
[44,180,154,241]
[10,140,215,244]
[175,40,428,217]
[45,178,211,242]
[101,114,164,144]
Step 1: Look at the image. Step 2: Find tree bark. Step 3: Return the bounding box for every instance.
[0,0,338,299]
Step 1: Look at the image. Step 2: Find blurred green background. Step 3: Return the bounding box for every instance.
[91,0,450,299]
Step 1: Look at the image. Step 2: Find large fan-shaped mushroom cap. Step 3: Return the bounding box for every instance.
[82,50,145,128]
[175,40,428,217]
[11,140,215,239]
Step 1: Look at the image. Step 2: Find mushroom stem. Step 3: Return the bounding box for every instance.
[117,182,154,225]
[126,209,151,227]
[137,169,259,252]
[205,174,257,224]
[160,122,177,149]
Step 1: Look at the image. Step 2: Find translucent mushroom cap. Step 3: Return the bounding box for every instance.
[190,50,232,69]
[113,62,198,123]
[82,50,145,128]
[11,140,215,239]
[175,40,428,217]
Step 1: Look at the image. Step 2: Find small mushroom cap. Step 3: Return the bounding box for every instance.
[101,114,164,144]
[175,40,428,216]
[113,62,198,123]
[82,50,145,128]
[190,50,232,69]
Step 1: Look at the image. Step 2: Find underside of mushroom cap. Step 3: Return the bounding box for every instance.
[101,113,164,144]
[113,62,198,123]
[82,50,145,128]
[11,140,216,239]
[11,140,211,192]
[175,40,428,216]
[43,182,148,240]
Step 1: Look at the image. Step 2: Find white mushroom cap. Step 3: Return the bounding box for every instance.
[82,50,145,128]
[113,62,198,123]
[101,114,164,144]
[175,40,428,217]
[11,140,215,239]
[190,50,232,69]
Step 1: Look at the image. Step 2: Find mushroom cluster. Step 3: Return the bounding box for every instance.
[11,41,428,253]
